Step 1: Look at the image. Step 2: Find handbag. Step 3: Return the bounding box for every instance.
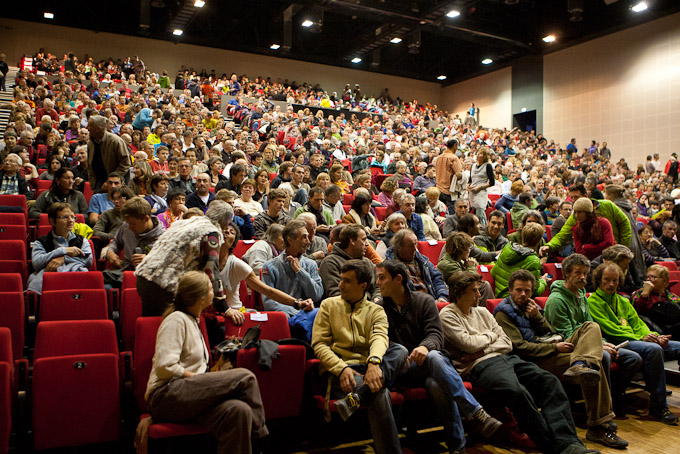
[211,324,261,371]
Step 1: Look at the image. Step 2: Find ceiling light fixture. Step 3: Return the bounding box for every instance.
[390,37,402,44]
[632,2,648,13]
[270,44,281,50]
[43,12,54,19]
[194,0,205,7]
[437,75,447,80]
[542,35,556,43]
[482,58,493,65]
[302,20,313,27]
[446,10,461,18]
[173,29,183,36]
[351,57,362,64]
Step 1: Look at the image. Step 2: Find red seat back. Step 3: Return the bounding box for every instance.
[224,311,290,341]
[36,180,51,198]
[0,195,28,221]
[343,193,354,205]
[42,271,104,292]
[122,271,137,290]
[506,212,513,230]
[0,328,12,366]
[121,288,143,351]
[655,261,679,272]
[0,225,27,244]
[83,182,93,204]
[374,207,388,221]
[542,263,563,281]
[436,302,449,312]
[34,320,118,359]
[39,290,108,322]
[38,213,86,225]
[133,317,163,413]
[0,353,10,453]
[0,293,25,361]
[486,298,503,314]
[233,239,255,259]
[0,213,25,226]
[478,264,495,290]
[417,241,445,266]
[535,297,548,309]
[0,273,22,292]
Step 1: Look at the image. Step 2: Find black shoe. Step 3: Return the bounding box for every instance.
[560,442,601,454]
[471,408,503,438]
[563,364,600,386]
[650,407,680,425]
[334,392,361,421]
[586,426,629,449]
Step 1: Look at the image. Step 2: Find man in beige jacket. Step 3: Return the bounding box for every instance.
[87,115,131,192]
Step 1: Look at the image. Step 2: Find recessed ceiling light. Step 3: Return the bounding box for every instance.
[542,35,556,43]
[437,75,447,80]
[632,2,648,13]
[194,0,205,7]
[173,29,183,36]
[351,57,362,64]
[482,58,493,65]
[390,37,402,44]
[43,12,54,19]
[302,20,313,27]
[270,44,281,50]
[446,10,461,18]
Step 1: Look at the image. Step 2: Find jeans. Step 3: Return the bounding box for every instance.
[623,340,680,412]
[474,207,487,228]
[397,350,481,451]
[601,348,643,403]
[331,343,408,454]
[469,355,579,454]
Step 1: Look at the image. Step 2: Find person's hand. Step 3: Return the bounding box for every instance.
[106,250,123,268]
[234,207,246,217]
[46,256,65,272]
[131,253,147,267]
[658,334,671,348]
[74,177,83,186]
[603,342,618,360]
[641,281,654,298]
[225,308,245,326]
[408,346,429,366]
[316,224,331,233]
[556,342,574,353]
[525,300,540,318]
[464,257,478,269]
[364,363,384,393]
[339,367,361,394]
[643,333,659,343]
[370,227,381,235]
[541,273,552,283]
[299,299,315,311]
[312,250,326,260]
[286,255,301,273]
[539,246,551,257]
[437,297,448,304]
[65,246,84,257]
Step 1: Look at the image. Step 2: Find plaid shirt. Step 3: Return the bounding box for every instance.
[0,173,19,195]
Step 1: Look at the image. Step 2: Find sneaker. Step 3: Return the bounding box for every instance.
[650,407,680,425]
[563,364,600,386]
[586,426,629,449]
[560,442,601,454]
[334,392,361,421]
[471,408,503,438]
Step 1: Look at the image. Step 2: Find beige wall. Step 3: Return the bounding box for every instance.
[0,18,441,105]
[440,67,513,129]
[543,12,680,164]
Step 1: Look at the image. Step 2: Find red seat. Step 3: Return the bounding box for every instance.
[239,280,255,309]
[269,172,277,182]
[342,193,354,205]
[488,194,501,202]
[655,261,678,272]
[436,301,449,312]
[42,271,104,292]
[83,182,93,204]
[0,293,25,362]
[342,205,351,214]
[0,195,28,222]
[39,289,108,322]
[36,180,51,198]
[233,239,256,259]
[224,311,290,341]
[236,345,306,419]
[0,329,12,454]
[121,288,143,351]
[477,264,495,290]
[506,212,513,230]
[542,263,563,281]
[370,167,384,177]
[0,225,27,245]
[417,241,446,266]
[122,270,137,290]
[535,297,548,309]
[486,298,503,314]
[0,240,28,287]
[0,274,22,292]
[374,206,388,222]
[0,213,25,226]
[39,213,86,225]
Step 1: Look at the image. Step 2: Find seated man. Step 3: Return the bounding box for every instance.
[588,262,680,424]
[377,260,502,453]
[253,188,291,238]
[27,202,93,294]
[168,157,196,195]
[295,212,328,265]
[185,173,215,213]
[0,153,33,199]
[510,192,533,231]
[279,164,309,206]
[93,186,134,254]
[588,244,640,295]
[442,199,471,238]
[385,229,448,302]
[320,223,380,300]
[294,186,333,239]
[216,162,247,195]
[323,184,345,223]
[456,214,500,264]
[495,269,627,449]
[659,220,680,259]
[88,172,122,226]
[398,194,426,241]
[261,220,322,317]
[474,210,509,258]
[312,260,408,454]
[440,271,600,454]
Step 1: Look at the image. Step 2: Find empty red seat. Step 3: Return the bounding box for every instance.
[42,271,104,292]
[121,288,143,351]
[233,239,256,259]
[0,195,28,221]
[655,261,678,272]
[0,240,28,287]
[417,241,446,266]
[0,225,27,244]
[0,329,12,454]
[224,311,290,341]
[0,293,25,361]
[0,213,25,226]
[0,273,22,292]
[39,289,108,322]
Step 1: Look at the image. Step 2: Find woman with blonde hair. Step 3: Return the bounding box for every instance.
[144,271,268,454]
[130,160,153,196]
[329,163,349,194]
[315,172,331,191]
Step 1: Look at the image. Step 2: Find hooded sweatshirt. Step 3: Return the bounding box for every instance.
[491,242,547,298]
[543,280,592,340]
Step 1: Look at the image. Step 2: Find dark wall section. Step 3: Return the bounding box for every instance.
[511,55,544,133]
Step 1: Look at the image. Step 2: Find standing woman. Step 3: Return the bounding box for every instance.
[468,146,494,227]
[144,271,268,454]
[571,198,615,260]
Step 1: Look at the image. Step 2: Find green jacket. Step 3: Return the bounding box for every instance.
[506,230,545,254]
[587,288,656,343]
[437,252,475,283]
[293,206,334,227]
[510,203,530,230]
[546,199,631,252]
[158,76,170,89]
[491,242,547,298]
[544,280,592,340]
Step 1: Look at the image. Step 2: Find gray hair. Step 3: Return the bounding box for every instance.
[401,194,416,204]
[296,212,317,225]
[5,153,22,166]
[282,220,307,248]
[262,223,285,243]
[88,115,107,130]
[205,200,234,229]
[390,228,417,250]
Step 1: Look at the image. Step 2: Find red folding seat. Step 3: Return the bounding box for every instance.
[0,240,28,287]
[32,320,121,450]
[374,206,388,221]
[0,329,12,454]
[39,213,86,226]
[39,289,108,321]
[42,271,104,292]
[342,193,354,205]
[506,212,514,230]
[121,288,143,351]
[0,225,27,244]
[0,213,25,226]
[36,180,51,198]
[0,195,28,222]
[0,292,25,361]
[417,241,446,266]
[478,264,495,291]
[486,298,503,314]
[0,273,22,292]
[224,311,290,341]
[535,297,548,309]
[436,301,449,312]
[542,263,563,281]
[343,205,351,214]
[232,239,255,259]
[83,182,94,204]
[655,261,678,272]
[122,270,137,289]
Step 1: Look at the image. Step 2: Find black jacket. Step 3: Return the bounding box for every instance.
[378,290,443,353]
[0,170,33,200]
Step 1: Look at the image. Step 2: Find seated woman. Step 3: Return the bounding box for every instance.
[541,196,560,226]
[342,192,380,239]
[234,179,264,218]
[639,225,670,265]
[253,169,271,202]
[39,155,66,181]
[129,160,153,196]
[207,156,227,188]
[393,161,412,189]
[241,223,285,275]
[375,213,407,260]
[631,264,680,339]
[385,188,407,218]
[158,189,187,230]
[315,172,331,193]
[492,222,550,298]
[329,163,350,194]
[28,168,88,219]
[144,271,269,454]
[27,202,92,294]
[377,176,398,207]
[571,198,615,260]
[415,197,441,241]
[507,210,547,254]
[437,231,494,305]
[424,187,447,224]
[144,174,171,215]
[494,179,524,214]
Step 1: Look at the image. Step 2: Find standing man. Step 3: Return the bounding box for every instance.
[312,260,408,454]
[0,53,8,91]
[377,260,502,453]
[435,139,463,214]
[87,116,131,192]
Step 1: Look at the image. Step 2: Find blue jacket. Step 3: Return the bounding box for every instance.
[131,108,153,131]
[494,296,535,342]
[261,252,324,317]
[185,191,215,213]
[232,214,254,240]
[384,247,448,300]
[399,211,426,241]
[494,193,517,214]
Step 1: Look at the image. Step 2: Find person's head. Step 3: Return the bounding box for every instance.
[307,186,324,211]
[572,197,594,223]
[592,262,624,295]
[290,164,305,184]
[325,184,342,206]
[508,269,536,308]
[380,176,398,194]
[282,219,309,255]
[204,199,234,232]
[510,180,524,196]
[310,153,323,168]
[329,163,344,183]
[425,187,440,206]
[120,197,153,234]
[2,153,21,175]
[568,183,588,201]
[447,271,482,306]
[445,231,474,261]
[559,201,573,218]
[520,222,544,248]
[376,260,410,299]
[663,220,677,239]
[601,244,634,274]
[351,192,373,216]
[518,192,532,207]
[562,253,591,291]
[339,259,374,302]
[384,212,407,234]
[46,155,65,174]
[222,222,241,253]
[166,188,186,212]
[454,199,470,218]
[486,210,505,238]
[339,223,368,259]
[296,212,318,239]
[263,223,285,251]
[87,115,107,142]
[195,173,211,195]
[391,229,418,262]
[47,202,75,237]
[316,172,331,189]
[400,194,416,218]
[544,196,560,213]
[178,157,192,178]
[267,188,287,215]
[230,163,247,186]
[457,213,480,236]
[52,168,75,193]
[170,271,213,318]
[638,224,655,243]
[645,264,670,293]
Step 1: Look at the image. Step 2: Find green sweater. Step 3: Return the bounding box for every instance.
[544,280,592,340]
[437,252,476,283]
[491,242,547,298]
[293,206,334,226]
[587,288,656,342]
[546,199,631,252]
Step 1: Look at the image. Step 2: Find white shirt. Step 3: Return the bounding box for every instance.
[220,255,253,309]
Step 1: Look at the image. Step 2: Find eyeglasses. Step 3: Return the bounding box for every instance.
[57,215,76,221]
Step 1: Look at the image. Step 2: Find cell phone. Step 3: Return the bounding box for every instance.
[614,340,630,350]
[546,274,553,279]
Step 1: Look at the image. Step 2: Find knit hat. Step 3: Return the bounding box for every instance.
[573,198,594,213]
